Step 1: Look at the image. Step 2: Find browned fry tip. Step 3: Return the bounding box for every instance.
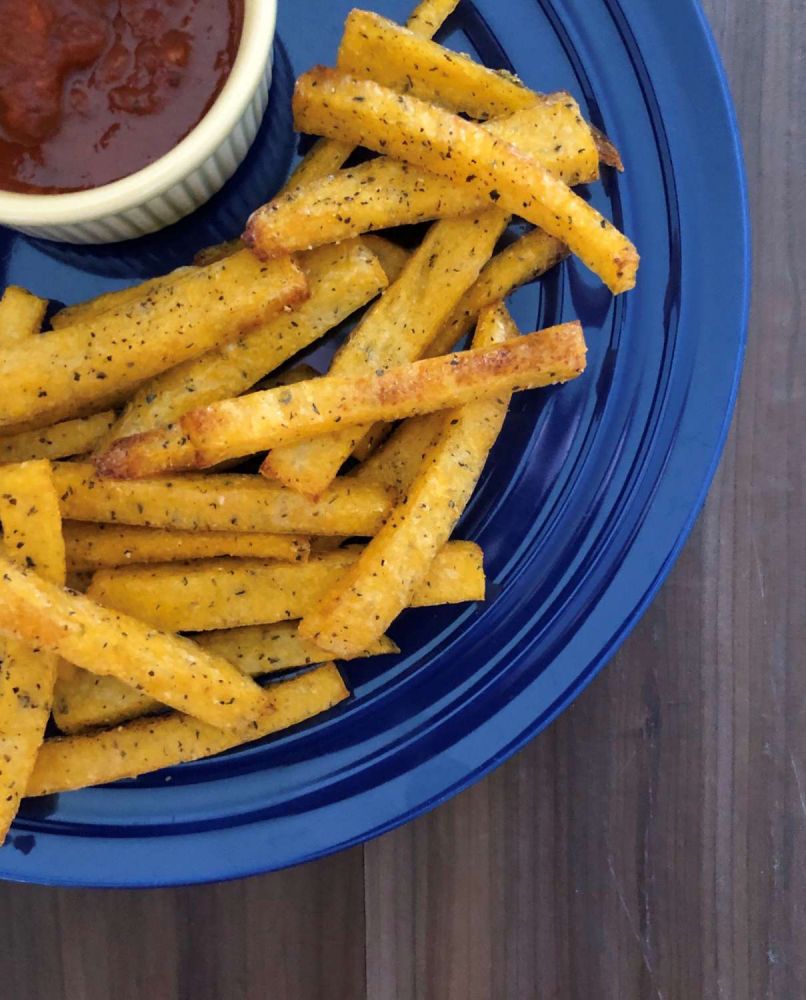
[591,125,624,172]
[94,429,184,480]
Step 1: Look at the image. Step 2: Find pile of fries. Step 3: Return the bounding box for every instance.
[0,0,637,839]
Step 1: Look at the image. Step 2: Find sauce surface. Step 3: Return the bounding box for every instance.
[0,0,243,194]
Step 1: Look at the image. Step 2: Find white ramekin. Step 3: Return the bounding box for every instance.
[0,0,276,244]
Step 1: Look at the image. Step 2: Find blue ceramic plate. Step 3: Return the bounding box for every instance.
[0,0,748,886]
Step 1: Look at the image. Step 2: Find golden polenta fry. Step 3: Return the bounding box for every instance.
[300,303,516,657]
[156,321,587,471]
[350,413,446,493]
[87,541,484,633]
[0,411,115,465]
[246,98,598,258]
[196,623,398,673]
[341,11,619,171]
[428,227,570,357]
[361,236,411,284]
[63,523,309,572]
[264,209,507,496]
[0,460,66,840]
[487,96,600,185]
[0,286,47,344]
[292,69,638,294]
[55,463,393,537]
[95,242,385,452]
[97,423,197,477]
[29,664,349,796]
[353,226,568,461]
[0,461,66,587]
[0,554,271,731]
[50,267,195,329]
[53,624,397,734]
[280,138,356,194]
[404,0,460,35]
[338,9,540,119]
[103,362,317,475]
[248,159,476,257]
[339,5,623,174]
[0,252,307,433]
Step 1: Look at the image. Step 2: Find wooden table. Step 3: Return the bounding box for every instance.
[1,1,802,996]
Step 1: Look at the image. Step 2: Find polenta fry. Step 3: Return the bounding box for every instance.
[94,241,385,452]
[0,460,66,584]
[488,97,600,185]
[0,411,116,465]
[263,209,507,495]
[148,322,588,471]
[341,16,622,171]
[353,226,568,461]
[0,553,270,730]
[30,664,349,796]
[361,236,411,284]
[300,304,515,656]
[280,139,356,194]
[0,253,308,432]
[0,286,47,344]
[292,69,638,293]
[50,267,195,329]
[0,460,65,839]
[350,413,446,493]
[404,0,459,35]
[338,7,626,170]
[55,463,392,537]
[249,160,476,258]
[338,9,542,117]
[53,624,396,733]
[63,523,309,572]
[428,227,570,357]
[112,367,319,473]
[87,541,484,633]
[196,623,397,673]
[246,99,598,258]
[0,631,59,841]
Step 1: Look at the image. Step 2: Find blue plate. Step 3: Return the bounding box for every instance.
[0,0,749,886]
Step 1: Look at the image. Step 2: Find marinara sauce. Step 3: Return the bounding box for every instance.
[0,0,244,194]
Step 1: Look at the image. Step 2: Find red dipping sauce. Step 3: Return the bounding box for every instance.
[0,0,244,194]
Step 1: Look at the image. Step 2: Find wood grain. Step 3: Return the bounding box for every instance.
[0,847,366,1000]
[0,1,802,997]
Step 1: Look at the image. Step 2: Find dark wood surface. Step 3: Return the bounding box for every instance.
[1,1,802,997]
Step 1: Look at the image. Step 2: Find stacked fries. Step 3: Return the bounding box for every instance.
[0,0,637,838]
